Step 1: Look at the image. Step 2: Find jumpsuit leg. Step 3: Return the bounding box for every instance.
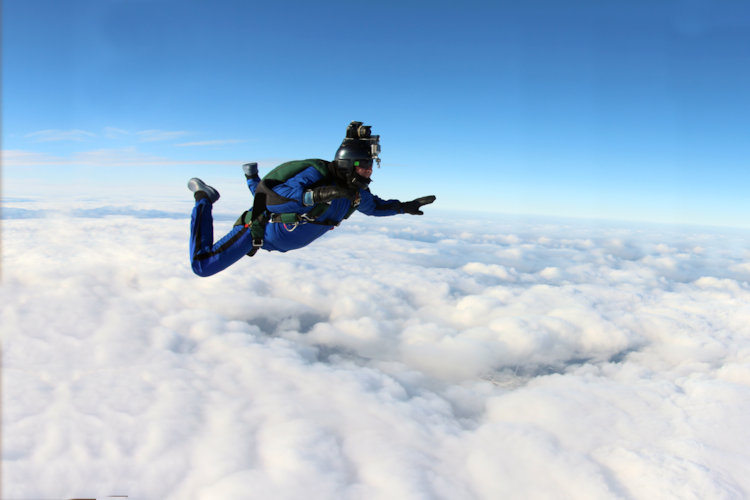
[189,198,256,277]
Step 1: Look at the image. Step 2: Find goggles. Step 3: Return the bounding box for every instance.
[353,159,373,170]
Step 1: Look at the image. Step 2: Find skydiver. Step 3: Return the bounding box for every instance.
[188,121,436,277]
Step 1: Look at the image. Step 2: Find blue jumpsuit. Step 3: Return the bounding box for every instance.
[190,165,402,277]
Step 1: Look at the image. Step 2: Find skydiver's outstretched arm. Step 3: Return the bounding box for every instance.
[400,195,437,215]
[358,191,436,217]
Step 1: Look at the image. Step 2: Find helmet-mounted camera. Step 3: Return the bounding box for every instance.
[346,121,372,139]
[343,121,381,166]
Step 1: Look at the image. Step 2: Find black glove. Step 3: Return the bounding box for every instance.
[401,195,436,215]
[308,185,357,204]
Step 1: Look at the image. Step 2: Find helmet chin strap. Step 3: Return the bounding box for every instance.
[352,172,371,189]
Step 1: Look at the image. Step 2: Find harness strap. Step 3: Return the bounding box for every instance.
[268,192,360,227]
[237,192,362,257]
[244,193,267,257]
[269,213,341,227]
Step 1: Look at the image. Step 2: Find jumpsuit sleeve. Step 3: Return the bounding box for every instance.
[265,166,324,214]
[357,189,403,217]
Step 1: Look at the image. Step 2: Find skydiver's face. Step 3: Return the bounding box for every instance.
[355,165,373,179]
[354,159,373,179]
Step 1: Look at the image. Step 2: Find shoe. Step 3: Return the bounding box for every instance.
[242,162,259,179]
[187,178,220,203]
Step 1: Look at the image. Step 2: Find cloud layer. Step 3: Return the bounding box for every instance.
[3,200,750,499]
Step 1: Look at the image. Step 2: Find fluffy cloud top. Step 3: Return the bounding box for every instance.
[3,199,750,499]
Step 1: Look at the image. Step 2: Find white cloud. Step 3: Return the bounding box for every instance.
[24,129,97,142]
[100,128,240,146]
[1,148,241,168]
[103,126,131,139]
[3,201,750,499]
[1,149,67,166]
[72,146,175,166]
[136,129,191,142]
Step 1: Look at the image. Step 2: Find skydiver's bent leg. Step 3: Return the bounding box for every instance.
[246,176,260,194]
[189,198,255,277]
[243,162,260,195]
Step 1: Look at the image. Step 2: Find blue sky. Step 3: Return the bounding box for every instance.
[3,0,749,226]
